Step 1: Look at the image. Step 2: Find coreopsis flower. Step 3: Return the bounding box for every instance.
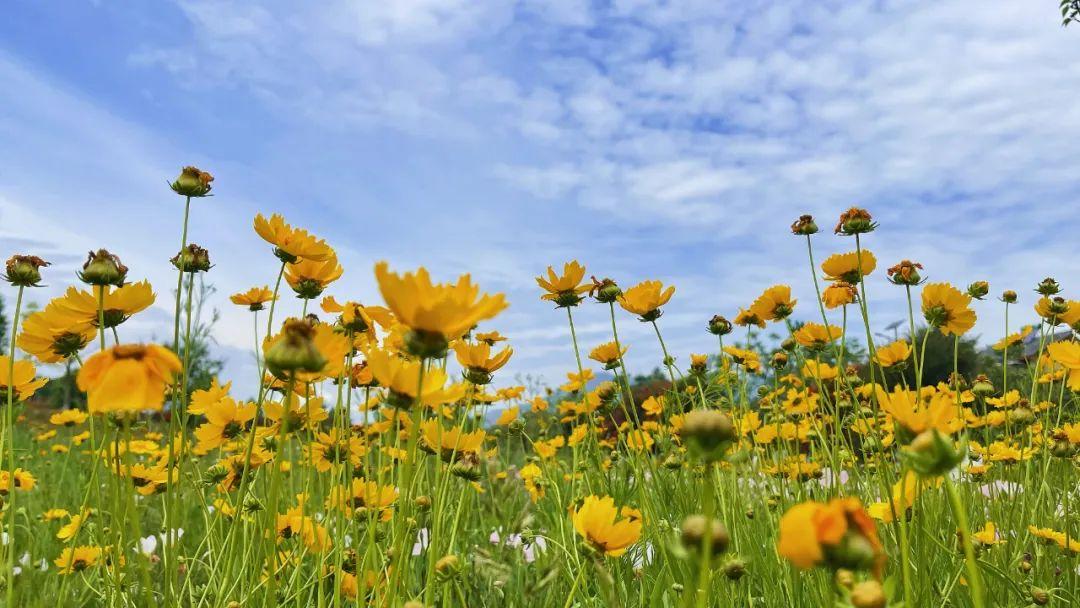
[125,463,173,496]
[922,283,976,336]
[230,286,276,311]
[873,340,911,368]
[535,261,590,307]
[321,296,394,335]
[822,281,858,309]
[1000,289,1017,303]
[52,281,155,329]
[277,498,331,552]
[1034,296,1073,325]
[0,356,47,401]
[308,429,366,472]
[640,395,664,417]
[56,510,89,541]
[792,323,842,351]
[733,307,766,329]
[991,325,1033,351]
[77,249,128,287]
[520,463,544,502]
[821,251,876,283]
[495,406,519,426]
[972,522,1004,547]
[834,207,876,235]
[420,419,486,462]
[689,353,708,374]
[263,319,349,382]
[723,347,761,373]
[263,395,329,434]
[682,409,736,461]
[194,397,257,452]
[325,478,397,520]
[454,341,512,385]
[560,368,595,392]
[253,213,333,263]
[76,344,182,414]
[886,260,924,286]
[750,285,797,322]
[474,330,507,345]
[188,378,232,416]
[55,546,102,575]
[3,254,49,287]
[171,243,212,273]
[868,470,939,522]
[285,253,343,299]
[589,341,627,370]
[618,280,675,321]
[375,262,507,358]
[790,214,818,235]
[365,348,464,409]
[0,468,36,493]
[50,409,88,427]
[571,495,642,557]
[1035,277,1062,296]
[876,387,961,438]
[170,166,214,197]
[801,360,838,380]
[777,497,884,578]
[1046,341,1080,391]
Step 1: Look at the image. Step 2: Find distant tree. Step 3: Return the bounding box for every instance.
[167,277,225,395]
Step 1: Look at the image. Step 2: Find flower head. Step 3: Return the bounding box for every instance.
[253,213,333,263]
[822,251,876,283]
[230,286,276,311]
[922,283,976,336]
[572,495,642,557]
[285,253,344,299]
[4,255,49,287]
[535,261,590,307]
[777,497,884,578]
[0,356,48,401]
[617,280,675,321]
[76,344,182,414]
[171,166,214,197]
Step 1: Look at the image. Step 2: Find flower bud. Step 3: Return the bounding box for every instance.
[722,558,747,580]
[790,214,819,236]
[590,276,622,303]
[1007,406,1035,427]
[770,351,788,370]
[171,244,212,273]
[850,580,887,608]
[905,429,963,476]
[434,554,461,579]
[1030,586,1050,605]
[265,320,327,378]
[966,281,989,300]
[834,207,877,235]
[886,260,923,286]
[707,315,732,336]
[680,515,730,557]
[170,166,214,197]
[78,249,128,287]
[971,375,994,397]
[1036,278,1061,296]
[1000,290,1017,303]
[3,255,49,287]
[682,410,735,462]
[414,495,432,510]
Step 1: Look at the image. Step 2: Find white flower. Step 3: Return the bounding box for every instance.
[139,535,158,556]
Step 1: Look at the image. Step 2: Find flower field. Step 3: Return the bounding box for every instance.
[0,169,1077,607]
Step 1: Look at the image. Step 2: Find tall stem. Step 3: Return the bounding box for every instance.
[2,285,23,606]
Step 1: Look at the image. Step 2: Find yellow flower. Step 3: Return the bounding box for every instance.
[253,213,333,262]
[55,546,102,574]
[0,356,47,401]
[57,511,89,541]
[285,253,343,299]
[991,325,1033,351]
[1046,341,1080,392]
[560,368,595,392]
[0,468,35,493]
[495,407,519,426]
[972,522,1004,547]
[375,262,507,356]
[921,283,976,336]
[230,286,276,311]
[722,347,761,374]
[194,397,257,452]
[520,463,544,502]
[49,409,88,427]
[777,498,884,578]
[589,341,628,369]
[792,323,841,350]
[801,360,837,381]
[420,419,486,461]
[308,429,367,472]
[750,285,796,321]
[877,387,960,437]
[821,250,876,283]
[617,280,675,321]
[321,296,394,334]
[873,340,911,368]
[263,320,350,383]
[76,344,182,414]
[16,305,97,364]
[454,341,513,377]
[640,395,664,417]
[365,348,464,408]
[571,495,642,557]
[822,281,858,309]
[325,478,398,521]
[264,395,330,433]
[535,261,591,307]
[733,307,766,329]
[52,281,156,328]
[868,471,940,522]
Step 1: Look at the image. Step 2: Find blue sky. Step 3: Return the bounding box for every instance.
[1,1,1078,395]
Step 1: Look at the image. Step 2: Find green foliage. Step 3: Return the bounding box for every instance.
[891,327,1002,388]
[167,276,225,395]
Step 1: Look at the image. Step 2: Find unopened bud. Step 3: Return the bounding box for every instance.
[78,249,128,287]
[171,166,214,197]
